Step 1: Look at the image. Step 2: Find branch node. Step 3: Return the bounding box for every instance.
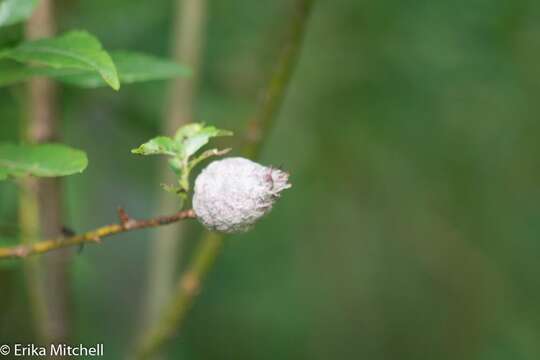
[0,208,197,260]
[118,207,138,229]
[117,207,130,225]
[14,246,30,258]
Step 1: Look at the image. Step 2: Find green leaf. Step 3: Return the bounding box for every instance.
[52,51,191,87]
[0,30,120,90]
[0,51,190,88]
[0,143,88,179]
[168,157,183,176]
[133,123,232,160]
[0,60,44,86]
[131,136,179,156]
[0,0,39,27]
[133,123,232,196]
[0,167,6,180]
[174,124,233,158]
[0,60,90,87]
[0,61,27,86]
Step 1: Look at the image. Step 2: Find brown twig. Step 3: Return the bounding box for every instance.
[0,209,196,259]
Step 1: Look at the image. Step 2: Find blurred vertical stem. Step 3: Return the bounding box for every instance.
[23,0,71,345]
[144,0,207,335]
[17,177,48,342]
[242,0,315,159]
[135,0,315,358]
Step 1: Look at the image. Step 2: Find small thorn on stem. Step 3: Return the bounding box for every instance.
[14,246,30,258]
[117,207,130,226]
[117,207,137,229]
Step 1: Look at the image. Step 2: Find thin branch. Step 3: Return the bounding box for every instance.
[242,0,316,159]
[145,0,208,336]
[134,0,316,358]
[136,232,223,360]
[0,209,196,259]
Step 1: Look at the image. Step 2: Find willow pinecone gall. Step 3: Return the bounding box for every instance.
[193,157,291,233]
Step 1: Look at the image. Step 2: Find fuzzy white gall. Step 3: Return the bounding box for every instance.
[193,157,291,233]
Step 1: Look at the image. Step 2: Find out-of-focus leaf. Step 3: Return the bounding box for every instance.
[53,51,191,87]
[131,136,179,156]
[0,0,39,27]
[0,30,120,90]
[0,143,88,179]
[0,60,44,86]
[0,61,28,85]
[0,60,94,87]
[0,51,190,88]
[175,123,233,158]
[0,167,6,180]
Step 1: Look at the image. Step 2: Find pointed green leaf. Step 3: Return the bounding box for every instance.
[131,136,179,156]
[0,143,88,179]
[0,30,120,90]
[51,51,191,87]
[0,51,190,88]
[175,124,233,158]
[0,0,39,27]
[133,123,233,196]
[174,123,207,141]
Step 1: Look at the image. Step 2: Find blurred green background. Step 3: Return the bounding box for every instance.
[2,0,540,359]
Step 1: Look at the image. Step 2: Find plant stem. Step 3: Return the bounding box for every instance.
[145,0,207,334]
[242,0,316,159]
[17,178,48,342]
[136,232,223,360]
[23,0,68,345]
[0,209,196,259]
[134,1,315,358]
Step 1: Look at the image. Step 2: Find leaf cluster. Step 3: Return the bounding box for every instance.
[132,123,233,203]
[0,0,192,182]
